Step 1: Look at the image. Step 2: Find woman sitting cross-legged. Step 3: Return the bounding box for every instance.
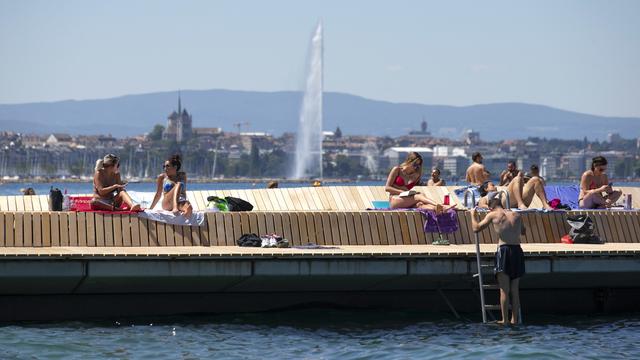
[91,154,141,211]
[385,152,452,212]
[150,154,193,218]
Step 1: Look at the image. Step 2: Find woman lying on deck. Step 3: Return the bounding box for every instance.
[477,170,552,210]
[91,154,141,211]
[579,156,622,209]
[150,154,193,218]
[385,152,452,212]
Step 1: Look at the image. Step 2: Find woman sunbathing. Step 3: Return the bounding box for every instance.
[579,156,621,209]
[385,152,451,212]
[150,154,193,218]
[91,154,140,211]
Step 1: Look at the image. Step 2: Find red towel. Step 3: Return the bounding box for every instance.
[69,196,143,214]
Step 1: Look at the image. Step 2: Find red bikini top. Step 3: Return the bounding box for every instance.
[394,176,416,190]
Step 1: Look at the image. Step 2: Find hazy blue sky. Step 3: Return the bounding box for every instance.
[1,0,638,117]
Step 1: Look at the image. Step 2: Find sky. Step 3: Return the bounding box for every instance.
[0,0,639,117]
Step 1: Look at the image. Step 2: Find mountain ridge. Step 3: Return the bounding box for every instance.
[0,89,637,141]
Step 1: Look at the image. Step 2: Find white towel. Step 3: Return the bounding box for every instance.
[138,209,206,226]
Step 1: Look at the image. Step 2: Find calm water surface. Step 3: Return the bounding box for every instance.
[0,310,638,359]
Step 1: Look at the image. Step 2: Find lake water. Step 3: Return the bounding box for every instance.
[0,310,638,359]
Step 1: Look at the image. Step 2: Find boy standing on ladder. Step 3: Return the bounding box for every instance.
[471,192,526,325]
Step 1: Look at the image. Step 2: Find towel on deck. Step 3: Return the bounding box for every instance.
[544,185,580,210]
[68,196,142,214]
[454,186,481,208]
[138,209,206,226]
[417,208,459,233]
[138,210,205,226]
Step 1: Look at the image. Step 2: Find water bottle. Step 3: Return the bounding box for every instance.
[62,189,70,211]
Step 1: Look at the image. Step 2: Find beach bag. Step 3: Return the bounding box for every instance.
[206,196,229,212]
[566,214,602,244]
[225,196,253,212]
[237,233,261,247]
[49,187,63,211]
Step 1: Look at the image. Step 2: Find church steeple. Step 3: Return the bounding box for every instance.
[178,91,182,114]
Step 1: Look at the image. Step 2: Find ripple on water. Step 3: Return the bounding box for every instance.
[0,312,639,359]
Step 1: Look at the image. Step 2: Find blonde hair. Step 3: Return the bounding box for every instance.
[399,151,423,179]
[95,154,119,172]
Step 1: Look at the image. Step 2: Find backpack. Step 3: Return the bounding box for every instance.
[566,214,603,244]
[237,233,261,247]
[225,196,254,212]
[49,187,63,211]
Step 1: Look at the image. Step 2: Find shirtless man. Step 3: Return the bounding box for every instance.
[477,170,553,210]
[466,152,490,186]
[427,168,446,186]
[579,156,622,209]
[499,161,518,186]
[471,193,526,325]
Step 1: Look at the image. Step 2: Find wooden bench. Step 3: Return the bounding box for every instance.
[1,209,638,247]
[3,186,639,212]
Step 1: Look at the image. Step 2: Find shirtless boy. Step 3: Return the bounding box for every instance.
[579,156,622,209]
[471,193,526,325]
[466,152,490,186]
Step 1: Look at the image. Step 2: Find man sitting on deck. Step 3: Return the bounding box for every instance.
[499,161,519,186]
[471,193,526,325]
[477,170,553,210]
[466,152,490,186]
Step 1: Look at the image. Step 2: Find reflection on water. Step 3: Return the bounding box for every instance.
[0,310,638,359]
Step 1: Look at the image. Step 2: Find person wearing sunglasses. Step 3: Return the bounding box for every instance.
[579,156,622,209]
[385,152,449,210]
[149,154,193,218]
[91,154,141,211]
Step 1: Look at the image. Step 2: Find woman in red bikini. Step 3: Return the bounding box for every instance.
[579,156,622,209]
[385,152,449,210]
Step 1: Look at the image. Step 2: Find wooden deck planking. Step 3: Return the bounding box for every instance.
[41,212,51,247]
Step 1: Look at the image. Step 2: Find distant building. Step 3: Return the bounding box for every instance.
[163,94,192,142]
[465,129,480,145]
[408,118,431,137]
[443,156,469,178]
[46,133,73,146]
[607,133,622,143]
[382,146,433,173]
[540,157,557,179]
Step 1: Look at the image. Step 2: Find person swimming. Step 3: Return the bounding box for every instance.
[150,154,193,217]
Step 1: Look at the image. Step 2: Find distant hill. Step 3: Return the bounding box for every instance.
[0,89,638,141]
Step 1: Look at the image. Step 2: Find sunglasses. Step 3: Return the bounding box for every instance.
[412,163,422,169]
[163,164,173,169]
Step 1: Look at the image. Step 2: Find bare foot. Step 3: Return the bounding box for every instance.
[436,204,443,215]
[510,320,519,325]
[130,204,141,212]
[518,204,528,210]
[496,320,508,325]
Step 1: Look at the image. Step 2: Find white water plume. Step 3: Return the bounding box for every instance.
[293,22,323,179]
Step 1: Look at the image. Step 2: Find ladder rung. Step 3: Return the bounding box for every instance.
[481,264,494,268]
[482,284,498,290]
[484,304,501,310]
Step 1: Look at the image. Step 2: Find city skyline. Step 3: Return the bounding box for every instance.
[1,0,639,119]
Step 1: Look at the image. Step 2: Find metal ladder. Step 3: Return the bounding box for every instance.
[465,189,520,323]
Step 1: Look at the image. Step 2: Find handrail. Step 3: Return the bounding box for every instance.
[463,189,476,209]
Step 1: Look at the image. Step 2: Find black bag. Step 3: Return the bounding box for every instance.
[237,233,261,247]
[567,214,603,244]
[49,187,63,211]
[225,196,254,212]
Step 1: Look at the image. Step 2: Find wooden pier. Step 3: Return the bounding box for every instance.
[0,186,639,321]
